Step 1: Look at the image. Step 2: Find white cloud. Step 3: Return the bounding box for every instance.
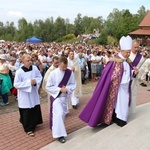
[7,11,23,18]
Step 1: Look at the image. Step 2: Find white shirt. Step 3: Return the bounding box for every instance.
[118,53,131,84]
[38,55,47,68]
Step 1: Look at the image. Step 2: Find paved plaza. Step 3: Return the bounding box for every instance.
[0,81,150,150]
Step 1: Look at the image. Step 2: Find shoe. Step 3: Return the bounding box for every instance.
[0,102,9,106]
[58,137,66,143]
[72,105,77,109]
[140,83,144,86]
[116,118,127,127]
[141,83,147,87]
[15,97,18,101]
[27,131,35,137]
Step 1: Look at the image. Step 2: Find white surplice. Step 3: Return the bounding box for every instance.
[67,58,82,106]
[42,64,57,111]
[14,65,42,108]
[46,68,76,138]
[115,53,132,121]
[129,52,145,113]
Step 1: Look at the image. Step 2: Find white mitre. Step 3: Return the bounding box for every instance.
[119,35,132,50]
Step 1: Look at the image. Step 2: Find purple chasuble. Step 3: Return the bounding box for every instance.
[132,52,142,67]
[79,56,132,127]
[50,69,72,129]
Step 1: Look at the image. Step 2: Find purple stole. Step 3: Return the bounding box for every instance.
[132,52,142,67]
[49,69,72,129]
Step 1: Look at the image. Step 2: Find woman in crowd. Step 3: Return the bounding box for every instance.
[31,53,43,73]
[0,54,12,106]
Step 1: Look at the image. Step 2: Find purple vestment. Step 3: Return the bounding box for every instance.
[79,56,132,127]
[50,69,72,129]
[132,52,142,67]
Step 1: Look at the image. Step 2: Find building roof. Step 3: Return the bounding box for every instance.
[130,11,150,35]
[130,29,150,35]
[139,11,150,27]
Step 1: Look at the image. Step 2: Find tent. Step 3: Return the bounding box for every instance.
[26,36,42,43]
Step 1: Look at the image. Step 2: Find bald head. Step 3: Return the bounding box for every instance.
[132,40,140,54]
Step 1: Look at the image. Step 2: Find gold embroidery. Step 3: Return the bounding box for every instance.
[109,58,124,63]
[103,62,123,124]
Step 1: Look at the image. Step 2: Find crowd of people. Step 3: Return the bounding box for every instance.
[0,38,150,143]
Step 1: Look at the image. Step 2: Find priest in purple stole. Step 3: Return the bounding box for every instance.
[129,40,145,113]
[79,35,139,127]
[46,57,76,143]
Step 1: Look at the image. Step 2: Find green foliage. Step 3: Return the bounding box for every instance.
[56,34,77,43]
[96,31,108,45]
[62,34,76,41]
[107,36,118,45]
[87,39,97,45]
[0,5,148,43]
[104,6,147,40]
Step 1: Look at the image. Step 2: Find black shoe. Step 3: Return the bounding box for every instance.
[58,136,66,143]
[111,111,117,123]
[72,105,77,109]
[116,118,127,127]
[140,83,144,86]
[141,83,147,87]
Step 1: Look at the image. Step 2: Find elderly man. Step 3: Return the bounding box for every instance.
[67,50,82,109]
[77,53,86,84]
[42,56,59,92]
[38,49,47,77]
[129,40,145,113]
[42,56,59,110]
[79,35,138,127]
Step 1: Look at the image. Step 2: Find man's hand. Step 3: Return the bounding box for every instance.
[71,66,75,72]
[133,66,139,75]
[60,86,67,93]
[42,59,47,63]
[31,79,36,85]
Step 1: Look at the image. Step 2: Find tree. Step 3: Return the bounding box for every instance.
[96,31,108,45]
[137,5,147,23]
[44,17,54,42]
[104,8,123,39]
[53,17,66,40]
[0,21,5,39]
[104,8,140,40]
[74,13,84,36]
[4,21,16,41]
[65,18,75,35]
[16,18,28,41]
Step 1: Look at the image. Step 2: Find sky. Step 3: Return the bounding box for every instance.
[0,0,149,26]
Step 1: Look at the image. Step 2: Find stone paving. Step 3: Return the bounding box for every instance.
[0,81,149,150]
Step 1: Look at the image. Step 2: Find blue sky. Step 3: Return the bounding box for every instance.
[0,0,149,25]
